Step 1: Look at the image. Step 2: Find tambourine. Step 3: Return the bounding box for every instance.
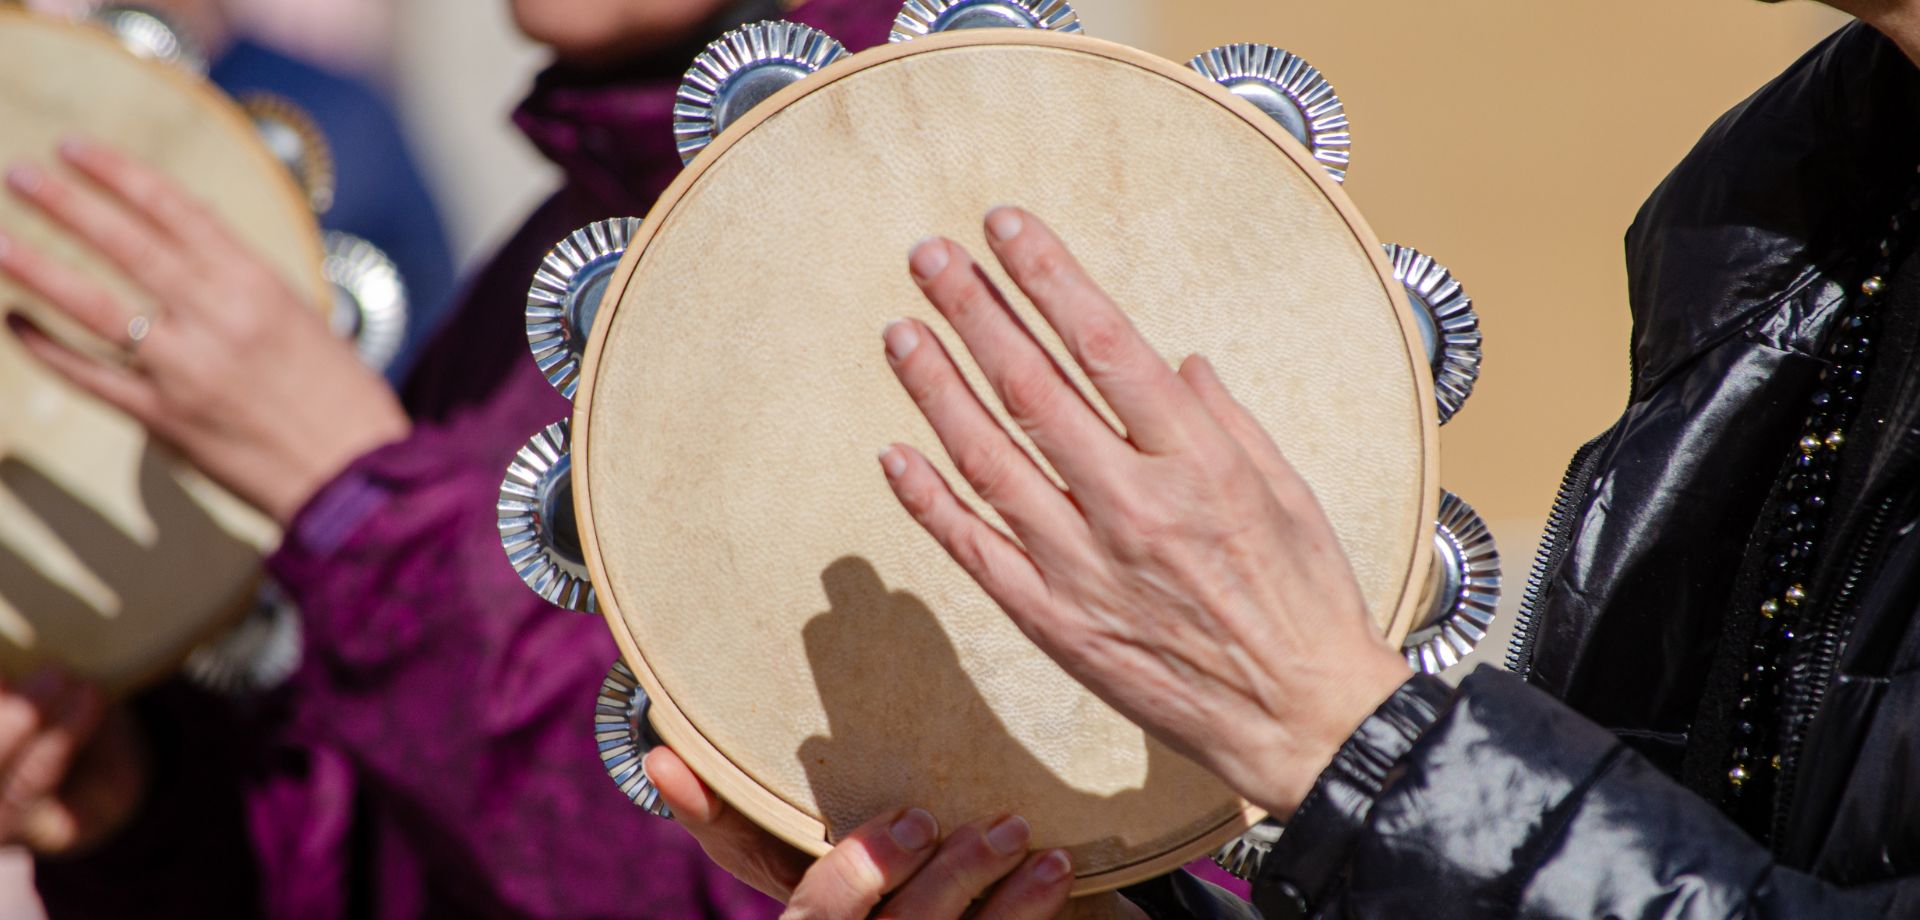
[503,0,1497,894]
[0,5,405,693]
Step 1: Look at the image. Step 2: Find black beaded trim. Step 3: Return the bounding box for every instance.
[1718,176,1920,812]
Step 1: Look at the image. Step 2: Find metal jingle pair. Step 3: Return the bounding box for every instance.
[231,96,409,370]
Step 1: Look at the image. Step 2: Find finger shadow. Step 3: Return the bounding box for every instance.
[0,446,257,687]
[798,556,1227,870]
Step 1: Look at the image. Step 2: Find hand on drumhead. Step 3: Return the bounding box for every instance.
[646,747,1131,919]
[879,207,1413,820]
[0,139,409,525]
[0,670,144,855]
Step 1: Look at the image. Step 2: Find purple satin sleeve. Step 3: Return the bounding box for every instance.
[260,426,781,919]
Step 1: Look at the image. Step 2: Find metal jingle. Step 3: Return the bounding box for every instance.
[526,218,641,400]
[86,3,207,74]
[674,20,848,165]
[597,660,672,818]
[1385,243,1481,425]
[1403,491,1501,676]
[323,232,409,374]
[182,580,304,696]
[1189,43,1349,184]
[499,420,597,614]
[1211,817,1284,882]
[889,0,1082,43]
[241,93,338,215]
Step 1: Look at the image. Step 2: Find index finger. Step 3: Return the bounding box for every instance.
[5,162,197,307]
[783,807,942,920]
[981,207,1207,456]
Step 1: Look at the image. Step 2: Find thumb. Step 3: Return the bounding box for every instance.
[645,747,812,900]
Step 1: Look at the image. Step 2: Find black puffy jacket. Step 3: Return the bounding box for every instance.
[1133,21,1920,920]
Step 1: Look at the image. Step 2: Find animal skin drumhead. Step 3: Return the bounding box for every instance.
[0,10,325,691]
[575,32,1435,891]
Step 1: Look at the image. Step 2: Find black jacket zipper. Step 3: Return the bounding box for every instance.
[1505,426,1617,678]
[1770,491,1901,841]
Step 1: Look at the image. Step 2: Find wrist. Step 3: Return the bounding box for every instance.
[273,409,410,526]
[1241,644,1410,819]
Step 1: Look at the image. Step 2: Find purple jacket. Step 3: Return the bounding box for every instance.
[38,3,896,917]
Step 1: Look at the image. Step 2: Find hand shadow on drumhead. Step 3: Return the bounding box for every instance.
[799,557,1226,865]
[0,449,257,686]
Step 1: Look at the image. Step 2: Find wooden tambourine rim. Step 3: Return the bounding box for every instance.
[572,30,1439,892]
[0,8,330,693]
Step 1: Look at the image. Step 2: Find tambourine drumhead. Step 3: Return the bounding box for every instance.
[0,10,325,691]
[577,32,1435,891]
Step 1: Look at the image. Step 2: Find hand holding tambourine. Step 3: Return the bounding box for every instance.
[649,743,1145,919]
[0,6,415,696]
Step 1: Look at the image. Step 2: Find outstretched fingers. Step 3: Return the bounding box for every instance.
[5,161,197,308]
[55,139,240,264]
[878,443,1057,623]
[5,313,161,425]
[0,234,143,347]
[981,208,1205,456]
[882,317,1088,564]
[908,238,1127,488]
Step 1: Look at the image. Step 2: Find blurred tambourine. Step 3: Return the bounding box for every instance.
[0,5,406,694]
[500,0,1495,895]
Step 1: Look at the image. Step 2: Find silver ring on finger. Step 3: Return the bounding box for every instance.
[125,314,153,351]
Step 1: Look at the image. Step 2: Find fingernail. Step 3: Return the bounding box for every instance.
[985,814,1031,855]
[890,808,937,851]
[6,165,43,194]
[878,446,907,479]
[909,238,950,280]
[882,318,920,362]
[985,207,1023,243]
[1033,849,1071,883]
[57,137,91,161]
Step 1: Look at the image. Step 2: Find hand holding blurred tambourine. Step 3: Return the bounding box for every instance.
[0,4,413,696]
